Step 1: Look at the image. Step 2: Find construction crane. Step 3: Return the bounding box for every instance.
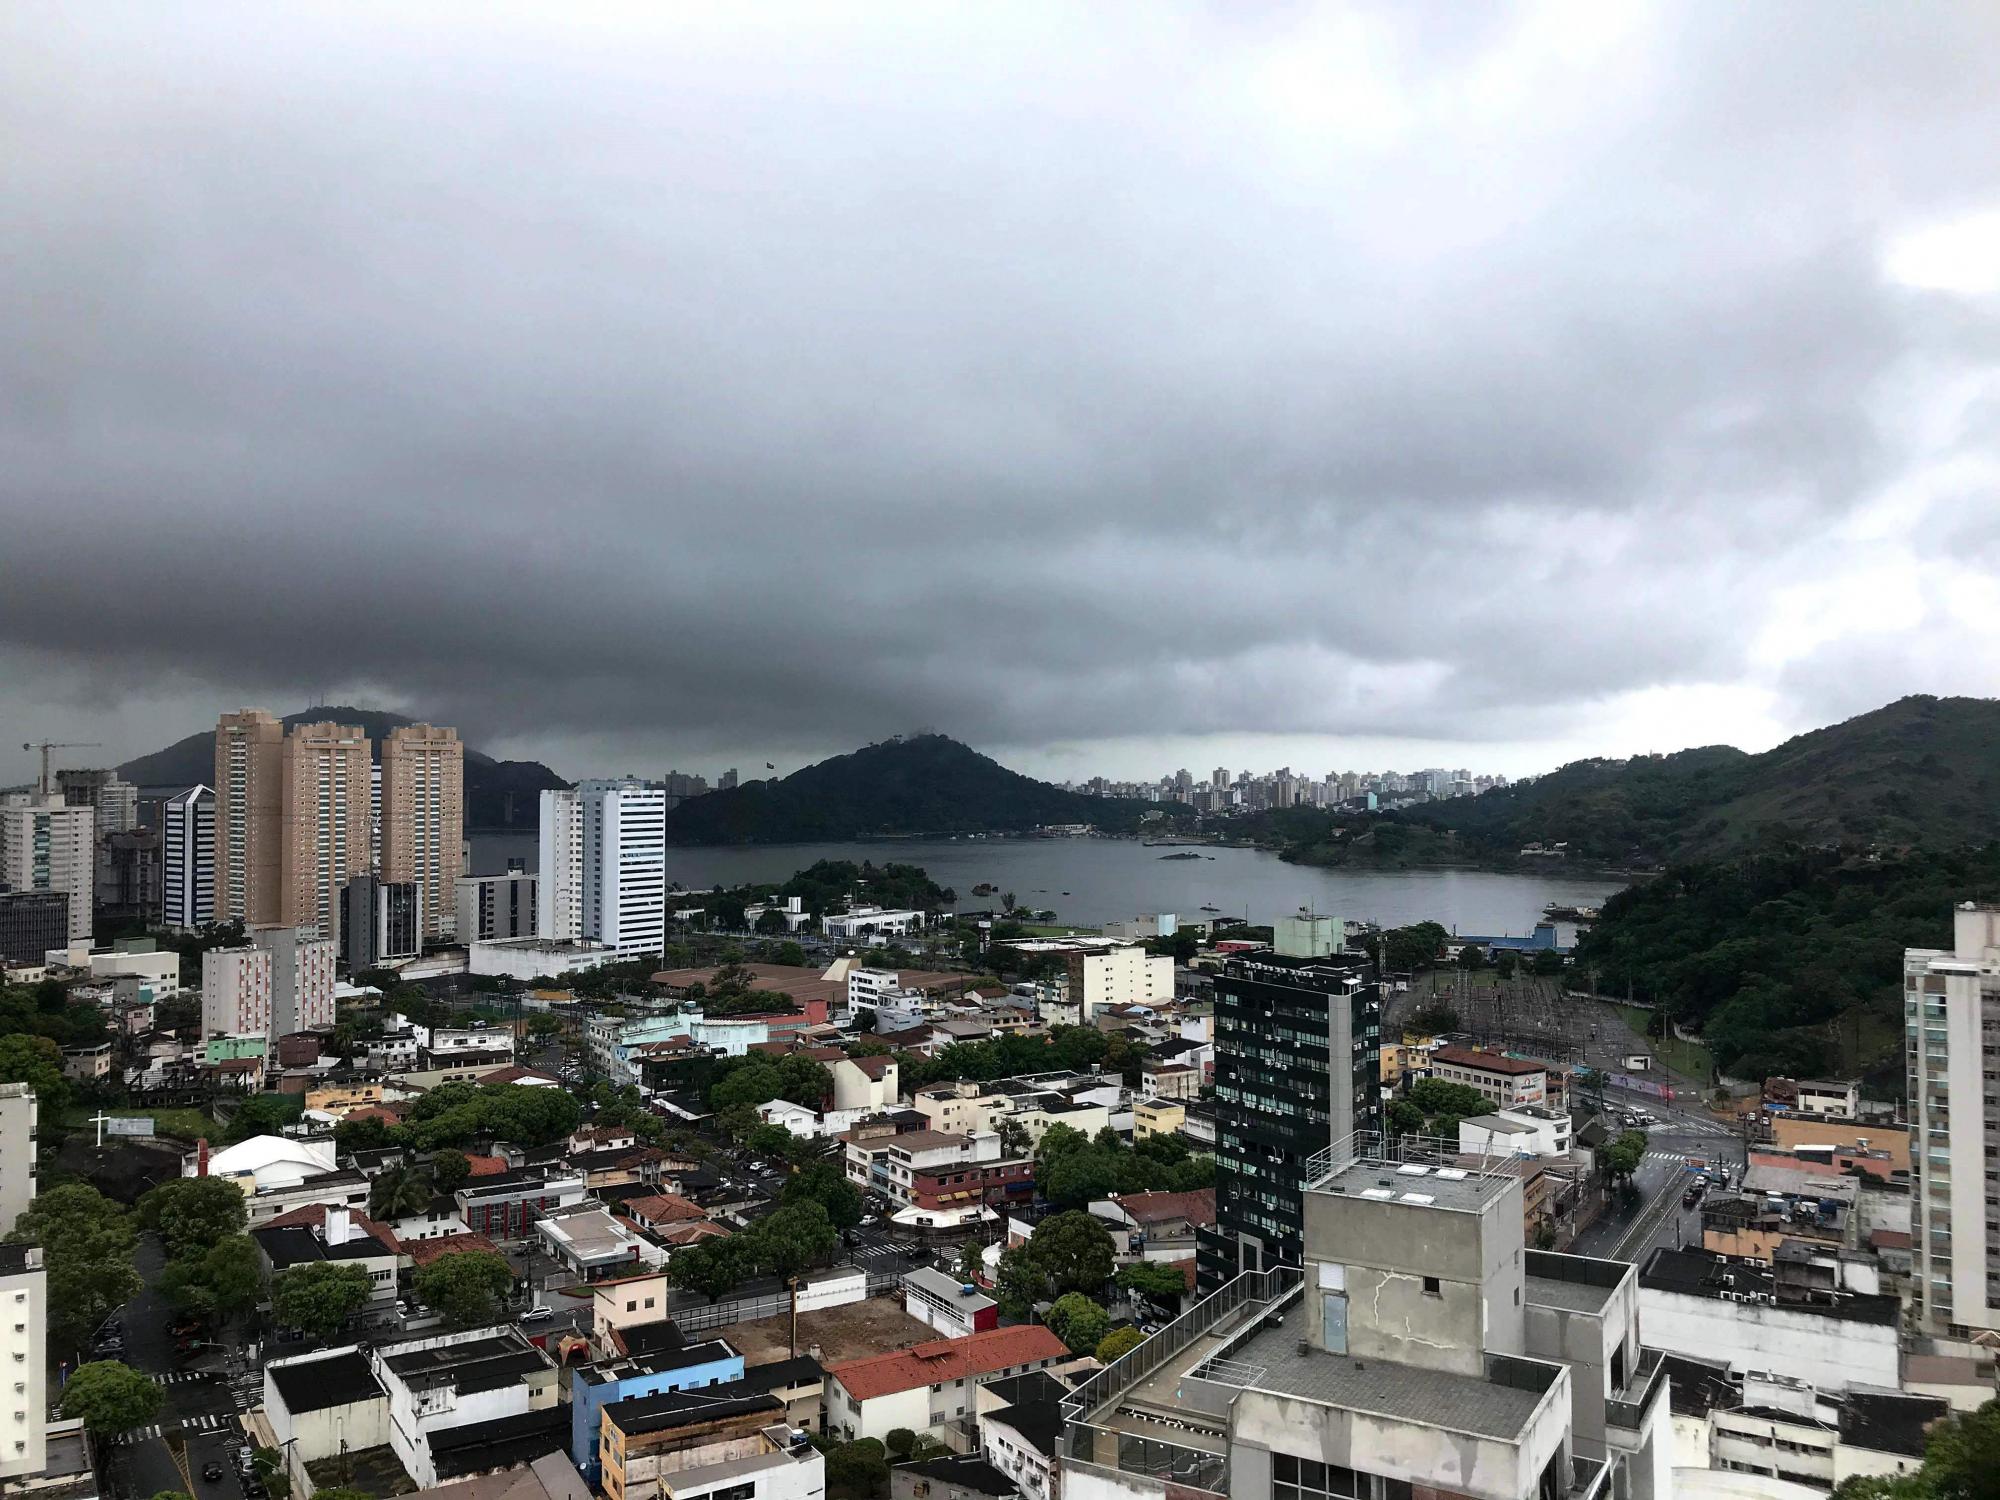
[21,740,101,795]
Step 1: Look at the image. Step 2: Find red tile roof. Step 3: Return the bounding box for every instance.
[464,1154,509,1178]
[828,1325,1067,1401]
[846,1054,894,1080]
[1170,1258,1197,1292]
[658,1221,730,1246]
[623,1192,707,1226]
[1431,1046,1546,1077]
[1112,1189,1216,1228]
[402,1232,500,1267]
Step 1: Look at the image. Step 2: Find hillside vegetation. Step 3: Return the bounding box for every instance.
[118,705,566,829]
[665,734,1177,843]
[1570,844,2000,1086]
[1257,696,2000,869]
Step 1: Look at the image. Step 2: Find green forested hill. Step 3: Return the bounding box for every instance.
[665,734,1175,843]
[1570,843,2000,1085]
[1259,696,2000,869]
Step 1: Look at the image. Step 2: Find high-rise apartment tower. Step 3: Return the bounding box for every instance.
[380,723,462,943]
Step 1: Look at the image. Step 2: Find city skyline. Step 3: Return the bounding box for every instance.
[4,5,1999,787]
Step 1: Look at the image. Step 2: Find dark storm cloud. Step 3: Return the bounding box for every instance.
[3,1,1999,776]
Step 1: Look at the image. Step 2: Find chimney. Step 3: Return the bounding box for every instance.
[324,1205,352,1245]
[197,1138,209,1177]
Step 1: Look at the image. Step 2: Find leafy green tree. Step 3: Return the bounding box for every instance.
[428,1150,471,1193]
[524,1014,562,1042]
[159,1234,265,1324]
[781,1162,862,1230]
[8,1184,142,1346]
[1026,1211,1114,1298]
[1531,948,1565,976]
[954,1239,987,1285]
[334,1115,399,1155]
[1044,1292,1110,1354]
[1832,1395,2000,1498]
[0,1034,70,1116]
[1385,1098,1424,1140]
[883,1428,916,1460]
[1096,1326,1146,1363]
[368,1163,434,1221]
[668,1236,751,1302]
[1495,951,1518,979]
[224,1093,304,1143]
[746,1124,804,1162]
[414,1249,515,1327]
[825,1437,889,1500]
[139,1177,248,1262]
[59,1361,161,1433]
[270,1262,372,1336]
[755,1202,839,1282]
[1116,1261,1188,1300]
[1603,1131,1648,1183]
[1408,1003,1459,1034]
[154,1490,196,1500]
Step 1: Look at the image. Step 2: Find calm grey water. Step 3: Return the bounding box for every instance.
[467,833,1619,939]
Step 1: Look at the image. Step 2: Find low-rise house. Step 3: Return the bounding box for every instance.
[599,1383,822,1500]
[826,1325,1069,1445]
[374,1326,560,1489]
[1131,1097,1184,1140]
[913,1082,1011,1138]
[904,1266,999,1339]
[536,1204,664,1281]
[187,1134,336,1193]
[622,1193,708,1236]
[264,1347,390,1467]
[1429,1045,1550,1108]
[1091,1188,1216,1261]
[738,1355,825,1433]
[455,1165,588,1240]
[569,1340,745,1483]
[253,1203,401,1305]
[890,1454,1018,1500]
[1460,1104,1574,1158]
[974,1371,1067,1500]
[590,1271,673,1359]
[385,1194,471,1244]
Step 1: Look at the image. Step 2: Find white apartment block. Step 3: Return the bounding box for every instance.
[536,788,584,941]
[203,945,274,1038]
[1909,901,2000,1335]
[254,924,336,1035]
[578,780,666,956]
[162,784,215,930]
[0,793,92,945]
[0,1085,38,1241]
[1064,944,1173,1022]
[0,1244,46,1482]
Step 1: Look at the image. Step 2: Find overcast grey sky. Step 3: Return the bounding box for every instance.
[5,2,1999,787]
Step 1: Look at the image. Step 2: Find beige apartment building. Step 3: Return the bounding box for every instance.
[213,709,286,925]
[280,722,372,939]
[380,723,463,942]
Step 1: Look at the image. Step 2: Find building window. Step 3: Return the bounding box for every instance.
[1421,1276,1441,1297]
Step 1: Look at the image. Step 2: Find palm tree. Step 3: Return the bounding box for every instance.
[368,1163,433,1221]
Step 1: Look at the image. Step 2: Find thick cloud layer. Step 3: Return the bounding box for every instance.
[4,2,1999,780]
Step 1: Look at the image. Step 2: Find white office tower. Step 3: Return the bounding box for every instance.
[578,779,666,955]
[0,792,92,944]
[0,1243,46,1481]
[162,785,216,930]
[0,1084,37,1241]
[1909,901,2000,1335]
[536,787,584,940]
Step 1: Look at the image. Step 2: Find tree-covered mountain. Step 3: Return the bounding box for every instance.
[1570,843,2000,1088]
[118,706,566,830]
[664,734,1172,843]
[1255,696,2000,869]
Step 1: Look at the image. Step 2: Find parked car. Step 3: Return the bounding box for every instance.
[519,1306,554,1323]
[202,1463,226,1481]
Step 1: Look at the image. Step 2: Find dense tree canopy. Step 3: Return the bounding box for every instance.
[9,1184,142,1347]
[414,1250,515,1326]
[139,1177,249,1262]
[270,1263,372,1337]
[1572,844,2000,1081]
[60,1361,161,1433]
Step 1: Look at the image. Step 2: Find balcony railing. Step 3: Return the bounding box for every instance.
[1605,1347,1668,1431]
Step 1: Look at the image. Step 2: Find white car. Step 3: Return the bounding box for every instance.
[519,1306,554,1323]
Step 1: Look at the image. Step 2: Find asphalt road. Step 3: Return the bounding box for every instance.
[1570,1119,1746,1265]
